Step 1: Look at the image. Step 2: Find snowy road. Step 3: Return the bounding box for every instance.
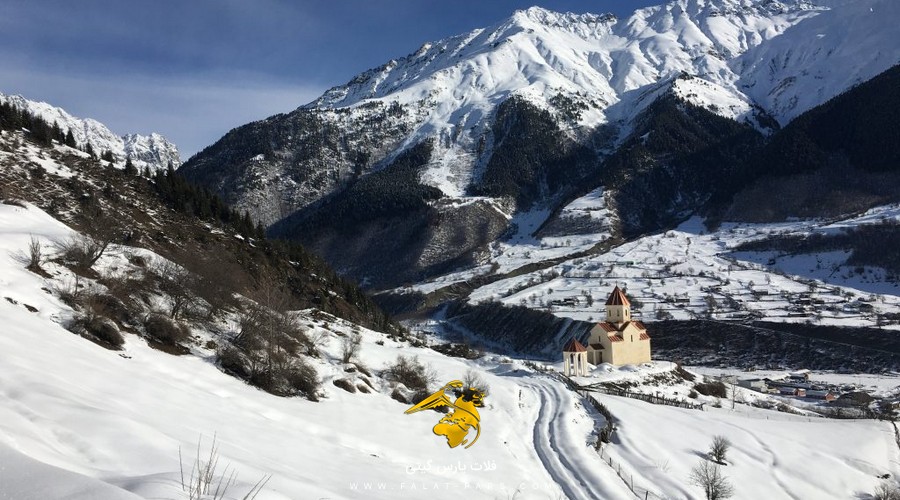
[520,377,636,500]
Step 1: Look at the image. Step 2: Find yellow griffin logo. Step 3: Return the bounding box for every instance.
[404,380,485,449]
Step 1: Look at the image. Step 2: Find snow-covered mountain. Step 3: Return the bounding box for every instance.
[181,0,900,289]
[0,92,181,171]
[303,0,896,194]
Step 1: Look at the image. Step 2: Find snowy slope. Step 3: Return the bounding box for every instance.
[0,202,637,500]
[736,0,900,124]
[298,0,898,198]
[0,92,181,172]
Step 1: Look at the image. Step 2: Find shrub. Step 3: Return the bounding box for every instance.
[86,292,133,327]
[694,380,728,398]
[217,345,250,379]
[462,369,491,397]
[709,435,731,464]
[69,313,124,349]
[382,355,435,392]
[144,314,190,346]
[674,363,696,382]
[56,233,112,270]
[284,358,319,401]
[26,236,43,272]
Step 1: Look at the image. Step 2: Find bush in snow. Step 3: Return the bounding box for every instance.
[709,435,731,464]
[341,331,362,363]
[463,369,491,397]
[382,355,435,393]
[694,380,727,398]
[144,313,190,346]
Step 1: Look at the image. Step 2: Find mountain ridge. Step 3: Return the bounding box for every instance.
[180,0,900,288]
[0,92,181,172]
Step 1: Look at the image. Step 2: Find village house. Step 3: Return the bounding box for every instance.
[579,286,652,366]
[737,378,768,392]
[805,389,837,401]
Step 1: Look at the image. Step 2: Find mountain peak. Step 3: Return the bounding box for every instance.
[0,92,181,171]
[509,6,617,28]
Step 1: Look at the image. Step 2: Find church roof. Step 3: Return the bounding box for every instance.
[639,333,651,341]
[605,286,630,306]
[596,322,619,333]
[632,320,647,330]
[562,338,587,352]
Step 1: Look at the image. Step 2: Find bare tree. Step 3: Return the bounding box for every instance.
[709,435,731,464]
[341,331,362,363]
[152,259,200,320]
[874,480,900,500]
[463,369,491,397]
[223,270,319,399]
[690,460,734,500]
[58,202,125,270]
[57,232,114,270]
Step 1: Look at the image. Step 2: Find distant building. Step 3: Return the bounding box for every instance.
[805,390,836,402]
[737,378,767,392]
[778,387,806,397]
[583,286,651,366]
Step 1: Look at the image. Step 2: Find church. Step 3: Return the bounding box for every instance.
[563,286,651,374]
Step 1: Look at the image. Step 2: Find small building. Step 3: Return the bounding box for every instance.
[562,338,589,377]
[737,378,767,392]
[778,387,806,397]
[788,370,811,382]
[583,286,651,366]
[806,390,836,401]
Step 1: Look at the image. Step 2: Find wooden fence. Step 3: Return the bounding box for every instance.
[581,383,705,411]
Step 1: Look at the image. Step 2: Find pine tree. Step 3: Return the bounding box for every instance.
[124,157,137,175]
[85,142,96,158]
[64,130,78,148]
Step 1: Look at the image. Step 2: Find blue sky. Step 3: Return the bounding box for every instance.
[0,1,658,158]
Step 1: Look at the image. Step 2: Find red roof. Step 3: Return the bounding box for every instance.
[589,343,604,350]
[562,338,587,352]
[609,335,624,342]
[632,321,647,330]
[596,322,618,333]
[606,286,630,306]
[639,333,651,341]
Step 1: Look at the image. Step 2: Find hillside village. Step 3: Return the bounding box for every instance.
[560,287,900,420]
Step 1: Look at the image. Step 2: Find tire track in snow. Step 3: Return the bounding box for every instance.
[525,380,636,500]
[720,418,801,500]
